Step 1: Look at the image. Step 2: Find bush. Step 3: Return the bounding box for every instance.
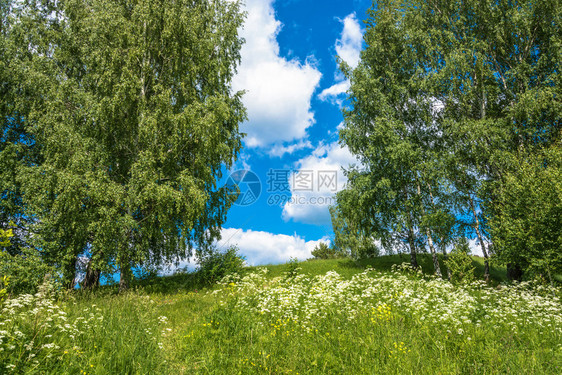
[1,227,54,295]
[445,238,476,284]
[0,275,8,305]
[196,245,246,285]
[0,247,55,295]
[487,145,562,282]
[311,242,339,259]
[284,257,301,280]
[0,227,13,247]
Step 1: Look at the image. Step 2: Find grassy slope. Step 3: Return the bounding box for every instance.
[149,254,507,294]
[256,254,507,283]
[4,255,560,374]
[146,256,557,374]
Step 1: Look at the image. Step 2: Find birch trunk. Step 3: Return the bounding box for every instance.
[405,208,418,269]
[417,182,442,277]
[119,262,130,292]
[469,196,490,281]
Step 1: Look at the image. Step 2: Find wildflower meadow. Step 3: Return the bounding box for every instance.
[1,257,561,374]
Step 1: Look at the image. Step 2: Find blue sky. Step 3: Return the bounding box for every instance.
[208,0,373,265]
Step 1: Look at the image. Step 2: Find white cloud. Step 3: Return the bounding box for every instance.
[216,228,330,265]
[232,0,322,147]
[468,238,487,257]
[161,227,330,272]
[268,140,313,158]
[335,13,363,69]
[282,141,359,225]
[319,13,363,104]
[318,80,350,101]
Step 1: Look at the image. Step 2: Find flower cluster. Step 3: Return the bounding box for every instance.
[371,303,392,323]
[216,268,562,337]
[0,282,103,372]
[389,341,410,358]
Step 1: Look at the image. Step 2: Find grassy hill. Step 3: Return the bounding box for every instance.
[140,254,507,294]
[1,255,561,374]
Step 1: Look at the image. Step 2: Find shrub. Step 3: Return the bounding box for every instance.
[311,242,339,259]
[196,245,246,285]
[0,275,8,305]
[445,238,476,284]
[1,227,54,295]
[391,262,424,278]
[0,246,55,295]
[284,257,301,280]
[0,228,11,304]
[0,227,13,247]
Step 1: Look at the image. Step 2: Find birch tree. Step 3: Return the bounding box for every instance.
[335,1,446,272]
[5,0,246,289]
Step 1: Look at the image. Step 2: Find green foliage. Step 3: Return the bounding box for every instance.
[310,242,339,260]
[488,144,562,282]
[1,227,11,303]
[333,0,562,280]
[0,227,12,247]
[2,0,246,288]
[333,0,458,270]
[445,238,476,284]
[1,225,50,295]
[330,204,382,260]
[196,245,246,286]
[391,262,424,279]
[0,246,55,295]
[284,257,301,280]
[2,221,54,295]
[0,275,7,304]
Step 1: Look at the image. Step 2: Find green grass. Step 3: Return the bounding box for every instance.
[1,255,561,374]
[254,253,507,284]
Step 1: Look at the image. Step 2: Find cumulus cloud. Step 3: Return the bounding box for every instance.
[319,13,363,103]
[268,140,313,158]
[335,13,363,69]
[468,238,488,257]
[232,0,322,147]
[282,141,359,225]
[318,80,350,102]
[161,227,330,273]
[216,228,330,265]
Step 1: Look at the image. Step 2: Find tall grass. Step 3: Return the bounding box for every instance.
[1,256,560,374]
[0,284,168,374]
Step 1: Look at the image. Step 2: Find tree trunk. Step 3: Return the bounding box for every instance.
[119,235,132,292]
[426,230,442,277]
[474,68,490,282]
[417,182,441,277]
[427,185,451,280]
[82,259,101,289]
[64,256,78,290]
[404,186,418,269]
[440,244,452,281]
[406,212,418,269]
[469,196,490,281]
[407,228,418,269]
[82,249,103,289]
[119,260,131,292]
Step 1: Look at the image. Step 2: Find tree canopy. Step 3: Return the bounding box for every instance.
[1,0,246,289]
[334,0,562,280]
